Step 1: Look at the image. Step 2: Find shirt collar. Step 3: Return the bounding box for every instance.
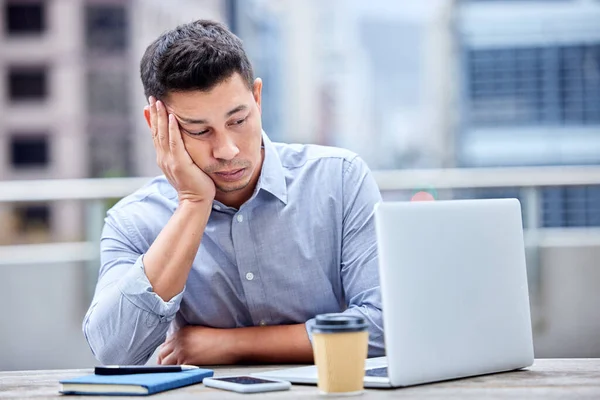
[256,131,288,205]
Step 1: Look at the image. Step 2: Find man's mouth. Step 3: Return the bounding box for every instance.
[214,168,245,181]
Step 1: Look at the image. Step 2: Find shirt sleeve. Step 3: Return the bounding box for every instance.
[82,206,184,365]
[305,156,384,357]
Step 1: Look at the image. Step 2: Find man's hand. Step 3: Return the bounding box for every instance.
[157,326,239,365]
[148,96,216,204]
[157,324,314,365]
[142,97,215,301]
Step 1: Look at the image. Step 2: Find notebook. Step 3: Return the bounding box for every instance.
[59,368,214,396]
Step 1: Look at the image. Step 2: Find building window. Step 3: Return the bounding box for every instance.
[8,66,48,101]
[543,185,600,228]
[85,4,127,53]
[10,134,50,168]
[4,1,45,35]
[13,204,51,237]
[466,44,600,126]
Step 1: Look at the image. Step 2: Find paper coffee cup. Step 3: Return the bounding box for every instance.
[311,314,369,395]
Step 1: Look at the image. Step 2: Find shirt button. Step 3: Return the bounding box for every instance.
[236,214,244,223]
[213,204,221,210]
[245,272,254,281]
[259,320,267,326]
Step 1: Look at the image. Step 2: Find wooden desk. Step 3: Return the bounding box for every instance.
[1,359,599,399]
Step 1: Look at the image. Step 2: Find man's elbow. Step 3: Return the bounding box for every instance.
[87,339,149,366]
[83,319,148,366]
[363,304,385,357]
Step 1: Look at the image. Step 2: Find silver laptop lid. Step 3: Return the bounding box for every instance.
[375,199,534,387]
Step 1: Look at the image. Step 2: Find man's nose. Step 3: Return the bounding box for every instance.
[212,133,240,161]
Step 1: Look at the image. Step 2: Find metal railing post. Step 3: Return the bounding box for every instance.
[522,186,544,332]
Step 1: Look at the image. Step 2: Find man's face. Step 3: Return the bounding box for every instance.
[164,73,263,197]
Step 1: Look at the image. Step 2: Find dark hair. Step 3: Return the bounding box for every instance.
[140,19,254,100]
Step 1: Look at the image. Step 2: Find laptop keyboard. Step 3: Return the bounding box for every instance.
[365,367,388,377]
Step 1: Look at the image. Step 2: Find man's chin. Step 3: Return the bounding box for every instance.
[215,179,251,194]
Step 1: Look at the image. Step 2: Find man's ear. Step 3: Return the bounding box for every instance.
[253,78,263,114]
[143,106,151,128]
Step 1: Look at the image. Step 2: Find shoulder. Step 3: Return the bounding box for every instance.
[106,175,177,223]
[273,141,360,172]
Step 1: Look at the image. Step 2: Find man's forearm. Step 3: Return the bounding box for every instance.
[232,324,314,363]
[144,200,211,301]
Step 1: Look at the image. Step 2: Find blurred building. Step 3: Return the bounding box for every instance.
[349,0,455,169]
[0,0,87,245]
[457,0,600,227]
[0,0,227,246]
[236,0,456,170]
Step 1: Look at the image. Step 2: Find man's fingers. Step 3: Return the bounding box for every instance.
[168,114,186,154]
[157,343,171,365]
[145,106,157,142]
[156,100,169,151]
[160,351,178,365]
[148,96,158,138]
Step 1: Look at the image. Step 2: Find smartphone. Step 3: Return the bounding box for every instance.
[202,376,292,393]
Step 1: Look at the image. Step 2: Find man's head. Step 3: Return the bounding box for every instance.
[140,20,263,206]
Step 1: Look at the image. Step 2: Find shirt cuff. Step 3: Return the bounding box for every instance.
[304,317,317,344]
[117,254,184,323]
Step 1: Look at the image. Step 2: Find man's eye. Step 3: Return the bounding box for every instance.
[233,117,247,126]
[187,129,209,136]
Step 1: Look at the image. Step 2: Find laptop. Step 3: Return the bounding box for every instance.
[254,198,534,388]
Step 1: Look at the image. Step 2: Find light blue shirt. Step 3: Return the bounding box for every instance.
[83,132,384,365]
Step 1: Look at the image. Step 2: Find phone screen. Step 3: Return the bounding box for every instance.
[212,376,278,385]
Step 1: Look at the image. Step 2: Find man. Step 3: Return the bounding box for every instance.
[83,19,383,366]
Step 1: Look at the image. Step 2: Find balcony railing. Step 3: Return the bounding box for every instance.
[1,165,600,303]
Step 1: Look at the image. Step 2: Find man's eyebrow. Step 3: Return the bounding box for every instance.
[177,115,207,124]
[225,104,248,117]
[176,105,249,125]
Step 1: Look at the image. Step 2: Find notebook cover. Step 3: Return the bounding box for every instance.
[59,368,214,396]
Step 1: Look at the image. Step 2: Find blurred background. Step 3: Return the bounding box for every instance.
[0,0,599,371]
